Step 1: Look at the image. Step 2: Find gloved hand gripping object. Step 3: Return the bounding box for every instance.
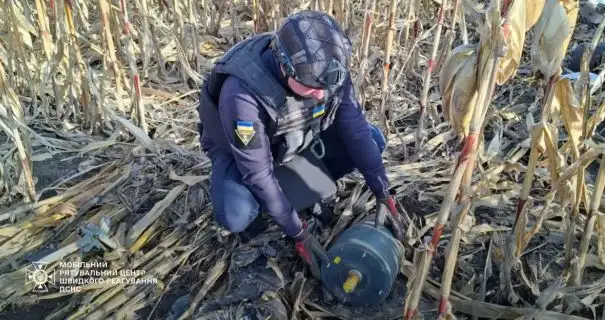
[292,226,329,279]
[375,195,405,243]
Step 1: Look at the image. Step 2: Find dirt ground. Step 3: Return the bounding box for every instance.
[0,130,441,320]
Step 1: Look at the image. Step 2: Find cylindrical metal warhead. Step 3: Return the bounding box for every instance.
[320,214,404,305]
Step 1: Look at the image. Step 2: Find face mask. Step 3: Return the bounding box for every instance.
[286,77,326,101]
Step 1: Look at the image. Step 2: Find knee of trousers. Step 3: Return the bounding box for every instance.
[209,155,261,233]
[212,190,260,233]
[369,123,387,153]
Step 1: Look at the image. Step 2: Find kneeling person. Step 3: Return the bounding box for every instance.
[197,10,403,279]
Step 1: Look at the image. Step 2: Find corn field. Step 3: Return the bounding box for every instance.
[1,0,605,319]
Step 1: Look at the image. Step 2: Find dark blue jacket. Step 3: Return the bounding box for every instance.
[199,47,389,236]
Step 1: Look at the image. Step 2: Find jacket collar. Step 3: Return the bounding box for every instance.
[261,47,290,90]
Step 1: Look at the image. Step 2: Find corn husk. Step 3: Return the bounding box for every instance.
[525,0,548,29]
[439,44,478,137]
[531,0,580,78]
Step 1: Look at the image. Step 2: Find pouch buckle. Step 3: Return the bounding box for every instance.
[310,136,325,159]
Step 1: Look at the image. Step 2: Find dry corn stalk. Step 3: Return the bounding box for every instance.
[416,0,449,149]
[378,0,399,132]
[598,212,605,266]
[568,17,604,287]
[404,1,512,318]
[438,0,463,75]
[583,18,605,273]
[577,156,605,285]
[505,0,605,302]
[514,0,579,216]
[65,0,96,127]
[513,0,580,255]
[118,0,148,133]
[355,0,377,106]
[437,1,527,314]
[99,0,125,115]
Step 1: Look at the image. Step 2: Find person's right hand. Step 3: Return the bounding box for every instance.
[292,227,329,279]
[375,195,405,243]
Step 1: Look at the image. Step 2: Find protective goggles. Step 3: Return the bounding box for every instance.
[274,35,347,91]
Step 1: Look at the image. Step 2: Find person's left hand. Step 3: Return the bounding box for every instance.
[375,195,405,243]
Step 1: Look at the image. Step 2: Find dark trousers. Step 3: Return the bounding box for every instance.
[209,123,386,233]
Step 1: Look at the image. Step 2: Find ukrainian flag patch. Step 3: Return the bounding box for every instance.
[312,105,325,118]
[235,120,256,146]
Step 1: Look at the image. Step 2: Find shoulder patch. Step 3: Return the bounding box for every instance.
[312,105,325,118]
[233,120,262,149]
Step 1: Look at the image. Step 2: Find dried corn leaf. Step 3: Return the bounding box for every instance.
[559,0,580,69]
[525,0,547,29]
[497,0,526,84]
[169,167,208,186]
[9,2,36,49]
[539,123,561,183]
[9,2,36,34]
[484,118,503,161]
[0,64,35,202]
[0,43,6,65]
[126,184,186,247]
[34,0,53,59]
[556,78,583,156]
[112,114,159,153]
[184,256,229,320]
[587,101,605,136]
[439,44,476,122]
[128,220,160,253]
[583,254,605,270]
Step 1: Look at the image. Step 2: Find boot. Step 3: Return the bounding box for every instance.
[239,214,269,243]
